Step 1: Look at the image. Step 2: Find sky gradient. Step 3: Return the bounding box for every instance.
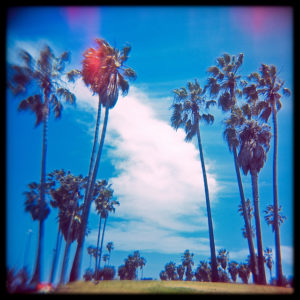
[6,6,293,283]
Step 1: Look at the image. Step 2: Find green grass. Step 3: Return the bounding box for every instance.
[53,280,294,294]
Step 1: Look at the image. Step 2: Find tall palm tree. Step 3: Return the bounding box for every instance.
[243,64,291,286]
[8,45,76,285]
[238,120,272,284]
[69,39,136,282]
[56,173,84,285]
[47,169,67,284]
[97,195,119,272]
[223,107,259,283]
[171,79,218,282]
[206,52,259,283]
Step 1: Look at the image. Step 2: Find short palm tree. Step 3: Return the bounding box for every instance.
[217,248,229,271]
[238,120,272,284]
[238,263,251,284]
[228,261,239,282]
[243,64,291,286]
[70,39,136,282]
[182,250,194,281]
[8,45,76,285]
[264,248,274,282]
[171,79,218,281]
[264,204,287,231]
[106,242,114,266]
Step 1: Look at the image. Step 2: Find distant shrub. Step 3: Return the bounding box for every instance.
[83,268,94,282]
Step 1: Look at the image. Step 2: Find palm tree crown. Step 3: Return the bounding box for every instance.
[82,38,136,108]
[238,120,272,175]
[205,53,244,112]
[171,79,216,140]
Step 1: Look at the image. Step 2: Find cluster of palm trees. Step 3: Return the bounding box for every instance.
[170,53,291,286]
[117,251,147,280]
[8,38,136,287]
[159,248,288,285]
[8,37,291,289]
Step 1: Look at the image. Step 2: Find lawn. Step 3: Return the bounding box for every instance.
[53,280,294,294]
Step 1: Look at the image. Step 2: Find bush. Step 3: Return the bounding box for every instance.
[101,267,116,280]
[83,268,94,282]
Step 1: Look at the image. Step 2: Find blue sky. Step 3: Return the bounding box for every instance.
[6,6,293,283]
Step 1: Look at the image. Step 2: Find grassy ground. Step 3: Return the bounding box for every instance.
[54,280,294,294]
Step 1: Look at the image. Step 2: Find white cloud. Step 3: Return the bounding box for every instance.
[73,82,221,254]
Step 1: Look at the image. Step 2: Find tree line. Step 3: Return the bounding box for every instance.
[159,249,292,286]
[7,38,291,292]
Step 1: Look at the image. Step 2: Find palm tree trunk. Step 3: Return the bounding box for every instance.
[250,168,267,284]
[98,217,108,270]
[30,103,49,286]
[95,216,102,277]
[233,147,259,283]
[196,125,218,282]
[271,102,284,286]
[59,200,77,285]
[49,227,63,284]
[69,106,110,282]
[84,95,102,208]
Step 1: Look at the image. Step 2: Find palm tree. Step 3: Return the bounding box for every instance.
[106,242,114,266]
[238,263,251,284]
[55,173,84,285]
[87,246,94,269]
[243,64,291,286]
[139,256,146,280]
[238,120,272,284]
[206,53,259,284]
[8,45,76,285]
[92,180,109,276]
[97,195,119,272]
[264,204,287,231]
[182,250,194,281]
[171,79,218,282]
[70,39,136,282]
[238,199,255,239]
[228,261,239,282]
[195,261,211,282]
[177,264,185,281]
[47,169,68,284]
[264,248,274,283]
[217,248,229,271]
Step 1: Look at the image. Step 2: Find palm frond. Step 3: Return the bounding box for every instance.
[216,57,225,68]
[56,88,76,105]
[223,53,231,64]
[205,100,217,109]
[123,67,137,81]
[18,94,44,127]
[259,106,272,122]
[283,87,291,97]
[117,73,129,96]
[67,69,81,83]
[201,113,214,125]
[207,66,220,77]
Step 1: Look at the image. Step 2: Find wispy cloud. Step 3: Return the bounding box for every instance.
[74,82,222,254]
